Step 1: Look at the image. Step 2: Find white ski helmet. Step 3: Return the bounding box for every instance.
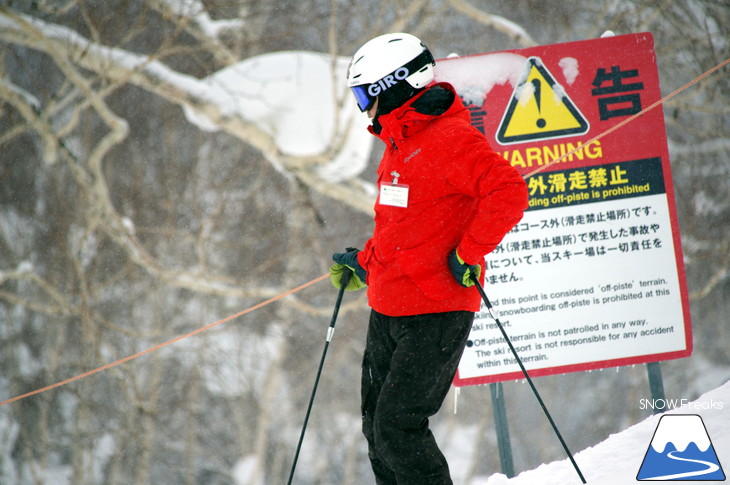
[347,33,435,112]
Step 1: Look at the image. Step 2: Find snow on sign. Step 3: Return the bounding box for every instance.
[434,32,693,386]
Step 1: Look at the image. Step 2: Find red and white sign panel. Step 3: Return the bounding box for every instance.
[433,33,692,386]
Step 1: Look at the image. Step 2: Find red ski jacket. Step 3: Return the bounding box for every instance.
[357,83,528,316]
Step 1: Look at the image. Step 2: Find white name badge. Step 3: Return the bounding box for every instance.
[379,184,409,208]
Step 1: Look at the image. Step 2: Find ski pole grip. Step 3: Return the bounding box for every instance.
[339,247,357,288]
[340,266,353,288]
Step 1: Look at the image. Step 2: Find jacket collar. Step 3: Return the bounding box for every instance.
[368,83,468,142]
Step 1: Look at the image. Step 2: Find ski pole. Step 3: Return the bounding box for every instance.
[287,265,352,485]
[471,275,587,484]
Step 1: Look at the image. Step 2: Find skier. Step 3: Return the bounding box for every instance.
[330,33,528,484]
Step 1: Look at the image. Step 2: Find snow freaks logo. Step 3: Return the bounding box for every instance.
[637,414,726,481]
[639,398,724,412]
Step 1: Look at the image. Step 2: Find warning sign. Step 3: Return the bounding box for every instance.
[497,57,589,144]
[434,32,692,386]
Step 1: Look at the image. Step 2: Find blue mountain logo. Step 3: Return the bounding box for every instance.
[637,414,725,481]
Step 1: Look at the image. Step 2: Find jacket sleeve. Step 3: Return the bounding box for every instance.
[446,130,528,265]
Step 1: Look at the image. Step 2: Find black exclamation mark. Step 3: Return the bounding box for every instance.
[532,78,546,129]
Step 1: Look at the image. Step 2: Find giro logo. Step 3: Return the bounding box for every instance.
[368,67,409,96]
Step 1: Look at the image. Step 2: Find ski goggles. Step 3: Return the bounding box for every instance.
[350,50,435,112]
[351,84,376,112]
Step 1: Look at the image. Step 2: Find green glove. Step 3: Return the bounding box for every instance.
[330,249,367,291]
[448,249,482,287]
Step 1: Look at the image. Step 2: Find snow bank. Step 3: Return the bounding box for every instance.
[183,51,372,182]
[478,380,730,485]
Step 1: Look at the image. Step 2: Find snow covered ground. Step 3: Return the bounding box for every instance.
[475,380,729,485]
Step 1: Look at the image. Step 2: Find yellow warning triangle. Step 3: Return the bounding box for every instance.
[497,57,589,145]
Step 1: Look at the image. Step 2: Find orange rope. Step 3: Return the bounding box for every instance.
[2,58,728,408]
[0,273,330,407]
[523,57,730,179]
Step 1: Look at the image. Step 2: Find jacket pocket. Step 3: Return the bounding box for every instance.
[397,250,460,301]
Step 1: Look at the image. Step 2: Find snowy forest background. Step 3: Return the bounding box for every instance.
[0,1,728,484]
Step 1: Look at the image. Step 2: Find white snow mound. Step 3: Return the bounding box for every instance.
[478,380,730,485]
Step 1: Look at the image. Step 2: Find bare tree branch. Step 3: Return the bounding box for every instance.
[447,0,537,47]
[0,7,376,215]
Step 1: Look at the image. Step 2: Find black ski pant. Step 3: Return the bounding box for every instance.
[361,309,474,485]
